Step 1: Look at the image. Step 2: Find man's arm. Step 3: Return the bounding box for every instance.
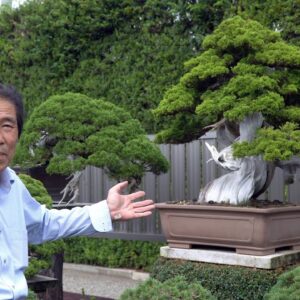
[26,181,154,244]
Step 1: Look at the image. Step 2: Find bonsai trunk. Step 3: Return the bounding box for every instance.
[198,113,275,205]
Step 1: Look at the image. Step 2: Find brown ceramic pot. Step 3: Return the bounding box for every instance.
[156,203,300,255]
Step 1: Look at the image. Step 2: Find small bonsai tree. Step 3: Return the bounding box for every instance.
[154,16,300,205]
[15,93,168,202]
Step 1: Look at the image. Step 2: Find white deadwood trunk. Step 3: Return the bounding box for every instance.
[198,113,275,205]
[58,171,82,204]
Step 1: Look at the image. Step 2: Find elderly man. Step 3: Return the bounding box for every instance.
[0,84,155,299]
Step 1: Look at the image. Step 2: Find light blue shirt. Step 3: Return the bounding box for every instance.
[0,167,113,299]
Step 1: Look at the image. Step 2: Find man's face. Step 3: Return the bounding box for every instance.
[0,99,18,173]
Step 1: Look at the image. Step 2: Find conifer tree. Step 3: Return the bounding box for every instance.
[15,93,169,201]
[154,16,300,204]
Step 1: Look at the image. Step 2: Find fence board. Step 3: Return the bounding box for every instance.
[288,169,300,204]
[157,144,171,203]
[78,167,91,203]
[171,143,186,201]
[186,140,201,201]
[267,168,285,202]
[142,172,158,233]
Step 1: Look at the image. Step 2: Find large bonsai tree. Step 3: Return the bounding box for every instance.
[15,92,168,202]
[154,16,300,205]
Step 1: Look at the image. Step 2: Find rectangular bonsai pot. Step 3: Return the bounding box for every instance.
[156,203,300,255]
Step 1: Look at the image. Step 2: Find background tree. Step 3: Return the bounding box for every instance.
[15,93,169,201]
[153,16,300,205]
[229,0,300,47]
[2,1,300,133]
[0,0,231,132]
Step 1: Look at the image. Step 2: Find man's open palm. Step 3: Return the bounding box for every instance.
[107,181,155,220]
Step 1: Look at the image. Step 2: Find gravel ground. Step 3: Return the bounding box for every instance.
[63,263,149,300]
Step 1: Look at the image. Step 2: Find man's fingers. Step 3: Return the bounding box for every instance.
[127,190,146,201]
[109,182,146,201]
[132,199,154,207]
[110,181,128,193]
[135,211,152,217]
[132,200,155,213]
[134,205,155,213]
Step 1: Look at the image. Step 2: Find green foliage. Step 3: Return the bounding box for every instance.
[229,0,300,47]
[120,275,216,300]
[19,174,65,279]
[24,257,49,279]
[27,289,38,300]
[0,0,230,132]
[154,16,300,162]
[18,173,52,208]
[150,258,284,300]
[264,266,300,300]
[233,123,300,161]
[63,237,163,272]
[15,93,168,185]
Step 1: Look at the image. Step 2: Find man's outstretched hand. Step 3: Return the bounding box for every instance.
[107,181,155,221]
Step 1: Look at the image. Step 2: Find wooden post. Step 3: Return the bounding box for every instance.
[44,251,64,300]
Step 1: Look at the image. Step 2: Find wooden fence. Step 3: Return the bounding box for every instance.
[62,132,300,241]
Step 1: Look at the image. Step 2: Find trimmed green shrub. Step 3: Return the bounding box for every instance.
[64,237,164,272]
[19,173,52,208]
[151,258,286,300]
[264,266,300,300]
[27,289,38,300]
[120,275,216,300]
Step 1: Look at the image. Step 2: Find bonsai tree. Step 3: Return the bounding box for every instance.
[154,16,300,205]
[15,92,168,202]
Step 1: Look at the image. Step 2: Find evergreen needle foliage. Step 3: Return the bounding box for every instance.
[15,93,168,186]
[0,0,230,133]
[153,16,300,162]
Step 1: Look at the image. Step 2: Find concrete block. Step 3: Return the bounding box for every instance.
[160,246,300,269]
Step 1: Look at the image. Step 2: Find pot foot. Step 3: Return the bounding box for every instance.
[168,243,191,249]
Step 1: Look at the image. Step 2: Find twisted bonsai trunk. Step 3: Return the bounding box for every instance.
[198,113,275,205]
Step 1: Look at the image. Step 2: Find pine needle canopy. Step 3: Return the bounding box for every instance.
[153,16,300,161]
[15,93,169,183]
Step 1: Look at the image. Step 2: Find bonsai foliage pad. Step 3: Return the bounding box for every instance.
[156,203,300,256]
[160,246,300,269]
